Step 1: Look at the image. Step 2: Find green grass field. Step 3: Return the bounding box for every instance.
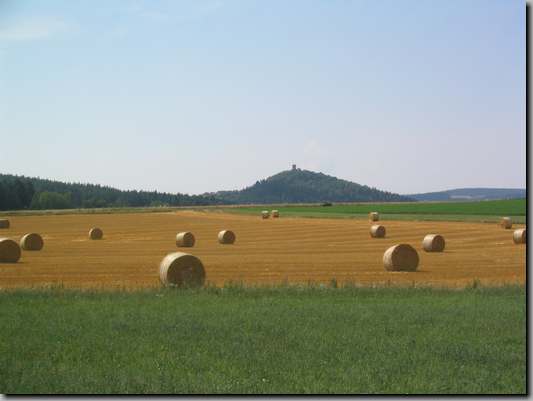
[0,285,525,394]
[224,199,526,223]
[0,199,526,223]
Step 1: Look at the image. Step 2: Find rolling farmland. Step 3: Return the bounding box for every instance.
[225,198,526,222]
[0,210,525,289]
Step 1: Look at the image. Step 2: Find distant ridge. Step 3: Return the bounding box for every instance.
[4,169,522,212]
[205,167,412,204]
[408,188,526,202]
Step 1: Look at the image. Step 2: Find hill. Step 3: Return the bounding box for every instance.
[206,168,412,204]
[408,188,526,202]
[0,174,227,211]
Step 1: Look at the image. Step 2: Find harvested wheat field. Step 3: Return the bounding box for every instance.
[0,211,525,289]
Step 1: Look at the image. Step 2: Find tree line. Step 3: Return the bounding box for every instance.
[0,168,412,211]
[0,174,228,211]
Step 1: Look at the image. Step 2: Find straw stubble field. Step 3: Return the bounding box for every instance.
[0,211,525,289]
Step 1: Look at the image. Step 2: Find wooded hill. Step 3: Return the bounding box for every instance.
[205,168,412,204]
[0,168,410,210]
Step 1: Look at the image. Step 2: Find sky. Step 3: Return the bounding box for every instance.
[0,0,526,195]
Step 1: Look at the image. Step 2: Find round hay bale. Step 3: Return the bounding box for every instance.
[422,234,445,252]
[271,210,280,218]
[0,219,10,229]
[370,225,386,238]
[369,212,379,222]
[159,252,205,287]
[383,244,419,272]
[261,211,270,219]
[513,228,526,244]
[176,231,195,247]
[20,233,44,251]
[0,238,21,263]
[500,217,512,229]
[89,227,103,240]
[218,230,236,244]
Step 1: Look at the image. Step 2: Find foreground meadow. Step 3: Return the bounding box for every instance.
[0,285,525,394]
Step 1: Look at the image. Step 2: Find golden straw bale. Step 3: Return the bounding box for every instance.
[422,234,445,252]
[20,233,44,251]
[513,228,526,244]
[176,232,195,247]
[159,252,205,287]
[383,244,419,272]
[0,238,21,263]
[218,230,236,244]
[370,225,386,238]
[89,227,103,240]
[369,212,379,222]
[500,217,512,229]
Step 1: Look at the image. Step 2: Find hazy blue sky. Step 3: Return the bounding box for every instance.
[0,0,525,195]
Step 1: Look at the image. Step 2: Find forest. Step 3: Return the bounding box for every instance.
[0,174,226,211]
